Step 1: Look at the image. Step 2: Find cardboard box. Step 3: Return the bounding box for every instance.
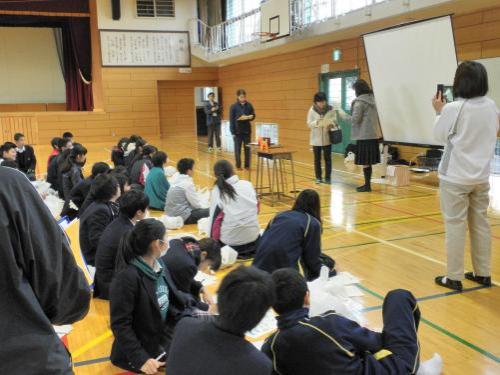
[386,165,410,186]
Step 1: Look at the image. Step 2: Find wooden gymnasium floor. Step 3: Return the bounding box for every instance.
[37,137,500,374]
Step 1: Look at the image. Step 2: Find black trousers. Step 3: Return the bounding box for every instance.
[312,145,332,181]
[234,134,251,169]
[365,289,421,374]
[207,123,221,148]
[184,208,210,225]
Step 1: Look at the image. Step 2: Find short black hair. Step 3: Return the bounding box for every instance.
[207,92,215,98]
[112,172,128,194]
[91,162,111,178]
[199,238,222,271]
[453,60,489,99]
[313,92,327,103]
[90,174,119,202]
[142,145,157,157]
[217,266,275,334]
[352,79,373,97]
[62,132,73,139]
[152,151,168,167]
[112,165,129,176]
[271,268,308,315]
[58,137,72,150]
[51,137,61,149]
[119,190,149,219]
[177,158,195,174]
[2,142,16,153]
[14,133,24,141]
[236,89,246,96]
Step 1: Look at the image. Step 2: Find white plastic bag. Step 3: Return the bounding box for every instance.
[158,215,184,230]
[220,245,238,268]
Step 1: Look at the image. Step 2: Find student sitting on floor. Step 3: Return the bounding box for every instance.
[165,158,209,224]
[253,189,336,281]
[144,151,170,210]
[125,137,146,172]
[162,237,221,311]
[14,133,37,180]
[70,162,110,209]
[111,137,129,167]
[47,136,61,171]
[130,144,157,185]
[94,190,149,300]
[60,144,87,218]
[166,266,275,375]
[263,268,421,375]
[79,174,121,266]
[0,141,17,165]
[110,219,200,375]
[47,137,72,195]
[208,159,260,258]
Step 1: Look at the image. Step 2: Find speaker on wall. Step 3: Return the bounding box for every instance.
[111,0,121,20]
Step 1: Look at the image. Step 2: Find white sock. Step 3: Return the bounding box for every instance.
[417,353,443,375]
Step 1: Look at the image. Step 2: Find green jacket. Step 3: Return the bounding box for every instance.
[144,167,170,210]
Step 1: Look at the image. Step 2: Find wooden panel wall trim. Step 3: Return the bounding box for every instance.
[0,10,89,17]
[0,115,38,145]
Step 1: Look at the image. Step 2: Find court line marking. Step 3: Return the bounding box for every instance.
[356,284,500,363]
[71,329,113,359]
[74,356,110,367]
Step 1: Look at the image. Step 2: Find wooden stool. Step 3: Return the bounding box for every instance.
[255,148,297,205]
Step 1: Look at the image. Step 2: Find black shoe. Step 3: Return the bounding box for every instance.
[435,276,463,291]
[324,179,332,185]
[356,185,372,192]
[464,272,492,287]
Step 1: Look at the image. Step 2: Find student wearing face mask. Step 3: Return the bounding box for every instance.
[110,219,198,374]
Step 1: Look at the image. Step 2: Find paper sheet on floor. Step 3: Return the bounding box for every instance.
[246,309,277,339]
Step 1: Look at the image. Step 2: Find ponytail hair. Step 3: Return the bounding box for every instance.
[213,160,237,201]
[115,218,166,271]
[60,144,87,174]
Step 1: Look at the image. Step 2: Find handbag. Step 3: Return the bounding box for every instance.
[329,127,343,144]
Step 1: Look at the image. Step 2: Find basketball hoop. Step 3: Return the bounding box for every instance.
[252,31,279,41]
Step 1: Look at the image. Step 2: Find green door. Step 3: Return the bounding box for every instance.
[319,70,359,154]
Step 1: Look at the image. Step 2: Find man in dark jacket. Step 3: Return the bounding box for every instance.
[204,92,222,151]
[47,137,72,195]
[262,269,421,375]
[229,89,255,170]
[70,162,110,209]
[14,133,36,179]
[79,174,120,266]
[166,266,275,375]
[0,167,90,374]
[94,190,149,299]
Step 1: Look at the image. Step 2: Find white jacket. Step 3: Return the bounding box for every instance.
[209,175,260,246]
[307,106,337,147]
[164,173,202,221]
[434,97,499,185]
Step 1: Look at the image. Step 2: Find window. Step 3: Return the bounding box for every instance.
[226,0,261,20]
[137,0,175,18]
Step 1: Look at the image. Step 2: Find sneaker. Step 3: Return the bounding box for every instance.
[464,272,492,287]
[315,179,322,184]
[356,185,372,192]
[324,179,332,185]
[208,147,213,152]
[435,276,463,291]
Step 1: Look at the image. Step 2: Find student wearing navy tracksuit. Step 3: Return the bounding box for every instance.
[253,189,335,281]
[229,89,255,170]
[263,269,421,375]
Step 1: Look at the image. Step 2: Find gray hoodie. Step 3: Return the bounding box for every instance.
[343,94,382,141]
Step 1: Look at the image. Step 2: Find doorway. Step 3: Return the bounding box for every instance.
[194,86,220,140]
[319,70,359,154]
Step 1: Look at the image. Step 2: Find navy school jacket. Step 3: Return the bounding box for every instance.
[166,317,272,375]
[229,101,255,135]
[262,308,383,375]
[253,210,323,281]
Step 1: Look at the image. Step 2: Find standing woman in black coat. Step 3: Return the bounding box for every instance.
[110,219,194,374]
[60,144,87,217]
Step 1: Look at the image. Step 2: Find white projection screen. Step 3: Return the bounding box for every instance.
[363,16,457,147]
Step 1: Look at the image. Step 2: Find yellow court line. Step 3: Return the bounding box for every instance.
[71,329,113,359]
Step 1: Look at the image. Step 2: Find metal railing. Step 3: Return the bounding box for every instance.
[192,0,388,55]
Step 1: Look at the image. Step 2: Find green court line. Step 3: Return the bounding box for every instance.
[323,241,379,251]
[356,284,500,363]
